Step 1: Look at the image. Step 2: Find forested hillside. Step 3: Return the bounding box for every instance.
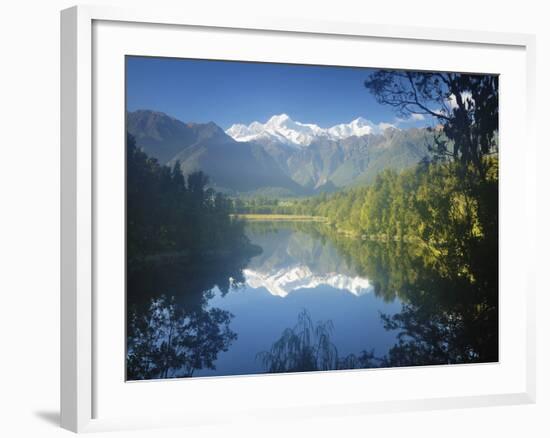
[126,133,254,263]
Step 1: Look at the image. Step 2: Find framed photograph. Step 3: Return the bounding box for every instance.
[61,5,536,433]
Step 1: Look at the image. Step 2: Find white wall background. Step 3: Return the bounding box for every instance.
[0,1,546,436]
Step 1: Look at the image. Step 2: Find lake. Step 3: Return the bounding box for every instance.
[127,219,498,380]
[194,221,402,377]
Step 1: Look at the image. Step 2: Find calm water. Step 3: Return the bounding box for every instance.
[127,220,498,380]
[195,222,401,377]
[126,221,403,379]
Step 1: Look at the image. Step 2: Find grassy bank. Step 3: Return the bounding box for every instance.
[232,213,328,222]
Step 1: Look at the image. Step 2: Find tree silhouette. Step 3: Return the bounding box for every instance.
[365,71,498,178]
[257,309,338,373]
[127,295,237,380]
[257,309,384,373]
[126,132,252,261]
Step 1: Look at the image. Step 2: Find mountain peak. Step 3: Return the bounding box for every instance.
[267,113,291,125]
[131,109,181,123]
[226,115,397,146]
[226,114,322,147]
[127,110,232,164]
[351,116,369,125]
[127,109,430,195]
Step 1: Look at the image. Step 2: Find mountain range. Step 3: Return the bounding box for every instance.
[226,113,395,146]
[127,110,433,196]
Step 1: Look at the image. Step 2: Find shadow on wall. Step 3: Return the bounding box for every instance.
[34,411,59,427]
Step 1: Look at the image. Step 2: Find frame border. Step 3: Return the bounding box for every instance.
[60,4,536,433]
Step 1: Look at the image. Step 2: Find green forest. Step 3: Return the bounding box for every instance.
[127,133,258,267]
[126,69,499,378]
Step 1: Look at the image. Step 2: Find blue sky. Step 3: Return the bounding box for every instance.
[126,56,429,130]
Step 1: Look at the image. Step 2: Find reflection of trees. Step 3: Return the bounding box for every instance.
[257,309,337,372]
[359,70,498,366]
[313,223,498,366]
[126,130,262,380]
[251,206,498,371]
[254,70,499,372]
[128,254,247,312]
[377,235,498,366]
[381,302,486,366]
[257,310,381,373]
[127,238,255,380]
[259,283,496,374]
[127,295,236,380]
[281,159,499,367]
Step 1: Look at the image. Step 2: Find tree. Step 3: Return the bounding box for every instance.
[126,132,252,261]
[365,71,498,178]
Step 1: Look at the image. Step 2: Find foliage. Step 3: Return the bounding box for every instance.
[127,295,237,380]
[291,159,499,365]
[127,133,249,261]
[126,133,258,380]
[127,67,501,375]
[364,70,498,178]
[250,148,499,368]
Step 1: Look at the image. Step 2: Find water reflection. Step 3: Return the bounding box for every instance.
[127,295,236,379]
[126,219,497,379]
[242,222,374,297]
[126,250,253,380]
[316,224,498,366]
[257,309,382,374]
[196,222,401,377]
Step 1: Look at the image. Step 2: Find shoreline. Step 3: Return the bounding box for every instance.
[231,213,328,222]
[128,242,262,271]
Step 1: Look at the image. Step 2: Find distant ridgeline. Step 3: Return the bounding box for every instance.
[127,110,434,197]
[127,102,498,242]
[126,133,259,264]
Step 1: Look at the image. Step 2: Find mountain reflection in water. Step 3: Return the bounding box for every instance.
[127,220,497,380]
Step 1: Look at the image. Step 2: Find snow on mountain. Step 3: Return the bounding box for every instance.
[327,117,378,139]
[243,265,373,298]
[226,114,396,146]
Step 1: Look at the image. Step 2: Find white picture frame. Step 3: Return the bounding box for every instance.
[60,4,537,433]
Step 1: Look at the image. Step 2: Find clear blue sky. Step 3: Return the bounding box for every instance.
[126,56,427,130]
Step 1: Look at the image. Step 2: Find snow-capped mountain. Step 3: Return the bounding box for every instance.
[127,110,432,194]
[328,117,395,140]
[226,114,395,147]
[243,265,373,298]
